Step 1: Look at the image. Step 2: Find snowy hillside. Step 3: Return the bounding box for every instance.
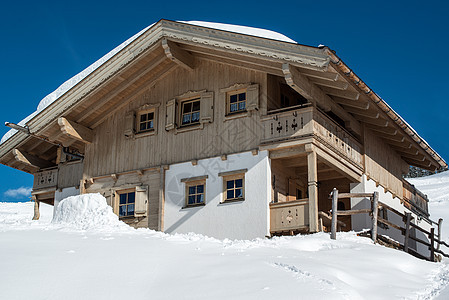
[1,178,449,299]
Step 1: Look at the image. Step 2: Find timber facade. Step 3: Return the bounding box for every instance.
[0,20,446,248]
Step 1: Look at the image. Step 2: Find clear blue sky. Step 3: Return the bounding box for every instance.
[0,0,448,202]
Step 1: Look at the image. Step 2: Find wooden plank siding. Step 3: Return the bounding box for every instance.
[83,59,267,178]
[364,127,409,198]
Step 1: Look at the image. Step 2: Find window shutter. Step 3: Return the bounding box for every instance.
[200,91,214,123]
[124,111,135,138]
[246,84,259,111]
[134,185,148,217]
[165,99,176,130]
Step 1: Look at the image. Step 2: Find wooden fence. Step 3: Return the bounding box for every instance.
[329,188,448,262]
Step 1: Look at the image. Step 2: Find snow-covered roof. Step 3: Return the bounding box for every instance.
[1,20,297,145]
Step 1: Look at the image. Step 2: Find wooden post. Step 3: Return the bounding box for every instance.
[331,188,338,240]
[371,191,379,243]
[437,218,443,251]
[404,212,412,253]
[32,196,40,220]
[430,227,435,262]
[307,150,319,233]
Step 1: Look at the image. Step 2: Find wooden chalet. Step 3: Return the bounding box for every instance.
[0,20,446,251]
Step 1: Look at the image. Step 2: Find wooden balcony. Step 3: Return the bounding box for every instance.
[270,199,309,234]
[262,105,363,169]
[402,179,429,217]
[33,167,58,190]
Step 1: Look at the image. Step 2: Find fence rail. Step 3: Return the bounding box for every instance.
[329,188,448,262]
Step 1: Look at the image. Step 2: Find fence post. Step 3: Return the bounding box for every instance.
[371,191,379,243]
[430,227,435,262]
[437,218,443,251]
[404,212,411,253]
[331,188,338,240]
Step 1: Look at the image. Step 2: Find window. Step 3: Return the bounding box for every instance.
[180,98,201,126]
[118,191,135,217]
[185,180,206,206]
[227,89,247,114]
[137,110,155,133]
[223,174,245,202]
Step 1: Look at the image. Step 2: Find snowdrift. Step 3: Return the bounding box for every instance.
[52,193,126,231]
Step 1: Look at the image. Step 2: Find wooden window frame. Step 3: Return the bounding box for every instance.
[136,109,156,134]
[226,88,247,116]
[221,172,245,203]
[179,97,201,128]
[115,188,136,218]
[183,179,206,208]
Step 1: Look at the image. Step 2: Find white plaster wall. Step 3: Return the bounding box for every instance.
[350,175,432,258]
[54,187,80,215]
[164,150,270,240]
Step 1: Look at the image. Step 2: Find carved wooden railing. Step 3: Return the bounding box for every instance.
[270,199,309,233]
[33,167,58,190]
[262,106,363,169]
[313,109,363,169]
[262,105,314,143]
[402,179,429,217]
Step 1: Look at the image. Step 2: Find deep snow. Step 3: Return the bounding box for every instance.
[1,174,449,299]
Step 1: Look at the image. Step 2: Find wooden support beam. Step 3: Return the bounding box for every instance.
[320,86,360,100]
[309,77,349,90]
[344,106,380,119]
[398,151,426,162]
[12,149,54,169]
[58,117,93,144]
[307,150,319,233]
[365,124,398,136]
[390,145,419,156]
[358,116,389,127]
[282,64,361,137]
[162,39,195,70]
[383,138,413,149]
[297,67,339,81]
[333,96,370,110]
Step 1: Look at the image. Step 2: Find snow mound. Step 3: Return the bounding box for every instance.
[52,193,126,231]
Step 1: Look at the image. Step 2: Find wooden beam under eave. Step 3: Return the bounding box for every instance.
[162,39,195,70]
[383,138,413,149]
[58,117,93,144]
[358,116,389,127]
[282,64,361,137]
[365,124,398,136]
[332,96,370,110]
[296,67,339,81]
[320,86,360,101]
[390,145,419,156]
[12,149,54,169]
[309,77,349,90]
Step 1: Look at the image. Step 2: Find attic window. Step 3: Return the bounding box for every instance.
[137,110,155,133]
[180,98,201,126]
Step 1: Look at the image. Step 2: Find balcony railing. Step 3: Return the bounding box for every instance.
[262,106,363,169]
[270,199,309,233]
[402,179,429,217]
[33,167,58,190]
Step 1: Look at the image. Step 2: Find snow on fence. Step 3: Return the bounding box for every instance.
[329,188,449,262]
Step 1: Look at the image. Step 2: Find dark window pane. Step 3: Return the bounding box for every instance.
[140,123,146,131]
[120,194,127,205]
[235,179,243,188]
[119,206,126,217]
[238,93,246,101]
[226,180,234,189]
[196,184,204,194]
[192,101,200,111]
[189,186,196,195]
[140,114,147,122]
[188,195,195,204]
[197,194,204,203]
[230,94,237,103]
[235,188,243,198]
[148,112,154,120]
[128,192,135,203]
[192,112,200,122]
[183,102,192,113]
[227,190,234,200]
